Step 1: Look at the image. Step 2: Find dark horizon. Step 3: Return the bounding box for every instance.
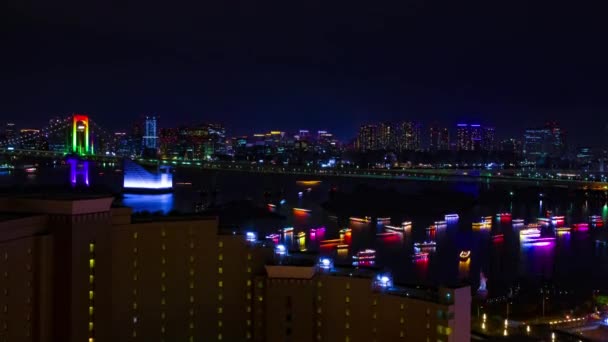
[2,1,608,145]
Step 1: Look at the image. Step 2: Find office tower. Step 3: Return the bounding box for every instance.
[523,128,551,159]
[430,125,450,151]
[143,116,158,150]
[399,121,421,151]
[378,122,395,150]
[470,124,482,151]
[456,124,470,151]
[357,124,378,152]
[500,138,521,154]
[297,130,311,141]
[482,127,495,151]
[545,121,565,157]
[1,122,16,141]
[0,192,472,342]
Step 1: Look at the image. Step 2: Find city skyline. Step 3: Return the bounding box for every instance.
[2,2,608,145]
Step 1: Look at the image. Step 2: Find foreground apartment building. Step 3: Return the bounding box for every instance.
[0,192,470,342]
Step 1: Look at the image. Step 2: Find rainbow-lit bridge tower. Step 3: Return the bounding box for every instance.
[67,114,93,186]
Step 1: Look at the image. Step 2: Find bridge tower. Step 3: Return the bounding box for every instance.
[68,114,94,187]
[71,114,93,156]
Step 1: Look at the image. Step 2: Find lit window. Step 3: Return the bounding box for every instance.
[189,295,195,303]
[317,307,322,314]
[161,284,166,292]
[218,333,222,340]
[258,296,263,302]
[247,293,252,300]
[317,295,322,302]
[133,260,137,268]
[189,269,194,276]
[346,282,350,290]
[247,306,251,313]
[133,247,138,254]
[400,304,405,310]
[257,281,264,289]
[89,306,94,316]
[247,280,252,286]
[400,317,404,324]
[218,267,223,274]
[133,274,138,281]
[89,291,94,300]
[345,336,349,342]
[161,298,166,305]
[89,259,95,269]
[373,299,377,306]
[345,309,350,316]
[400,331,404,338]
[189,322,194,329]
[345,322,349,329]
[89,243,95,253]
[247,267,252,273]
[161,244,166,251]
[161,257,166,265]
[218,281,223,288]
[89,275,94,284]
[218,307,223,314]
[218,254,223,261]
[189,255,195,263]
[133,232,138,239]
[317,281,322,288]
[161,271,166,278]
[132,302,137,310]
[317,320,322,327]
[247,253,252,260]
[189,282,194,289]
[218,320,223,327]
[218,294,223,301]
[372,313,377,319]
[345,296,350,303]
[161,312,166,320]
[88,322,94,332]
[246,320,252,326]
[189,308,195,316]
[161,229,166,237]
[218,241,223,248]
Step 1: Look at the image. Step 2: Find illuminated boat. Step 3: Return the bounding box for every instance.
[174,182,192,186]
[376,232,399,237]
[350,216,371,223]
[573,223,589,231]
[551,216,565,224]
[336,244,349,250]
[556,227,571,233]
[520,228,540,237]
[293,207,311,214]
[320,239,342,245]
[590,215,604,227]
[492,234,504,241]
[401,221,413,228]
[497,213,512,220]
[339,228,352,234]
[352,249,376,266]
[445,214,459,220]
[377,217,391,222]
[426,225,437,231]
[434,220,447,227]
[538,217,551,225]
[472,222,489,229]
[283,227,294,233]
[412,248,429,261]
[296,180,321,186]
[267,203,276,208]
[385,225,405,232]
[459,250,471,261]
[266,233,280,240]
[310,227,325,234]
[296,231,306,238]
[512,218,525,225]
[414,241,436,248]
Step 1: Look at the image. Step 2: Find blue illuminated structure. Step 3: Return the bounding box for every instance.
[67,157,90,187]
[123,160,173,193]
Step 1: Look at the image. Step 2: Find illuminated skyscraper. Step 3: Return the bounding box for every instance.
[357,124,378,151]
[470,124,482,151]
[545,121,565,156]
[523,128,550,159]
[430,125,450,151]
[378,122,395,150]
[456,124,470,151]
[143,116,158,150]
[399,121,421,151]
[482,127,495,151]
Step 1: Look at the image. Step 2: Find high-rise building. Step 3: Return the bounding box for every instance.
[523,128,551,159]
[456,124,471,151]
[0,192,472,342]
[500,138,521,154]
[357,124,378,152]
[545,121,566,157]
[1,122,16,142]
[430,125,450,151]
[143,116,158,150]
[482,127,495,151]
[378,122,395,150]
[470,124,482,151]
[399,121,421,151]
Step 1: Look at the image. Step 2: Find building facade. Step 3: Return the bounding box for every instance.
[0,194,471,342]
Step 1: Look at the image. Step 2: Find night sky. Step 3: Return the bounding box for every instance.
[1,1,607,145]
